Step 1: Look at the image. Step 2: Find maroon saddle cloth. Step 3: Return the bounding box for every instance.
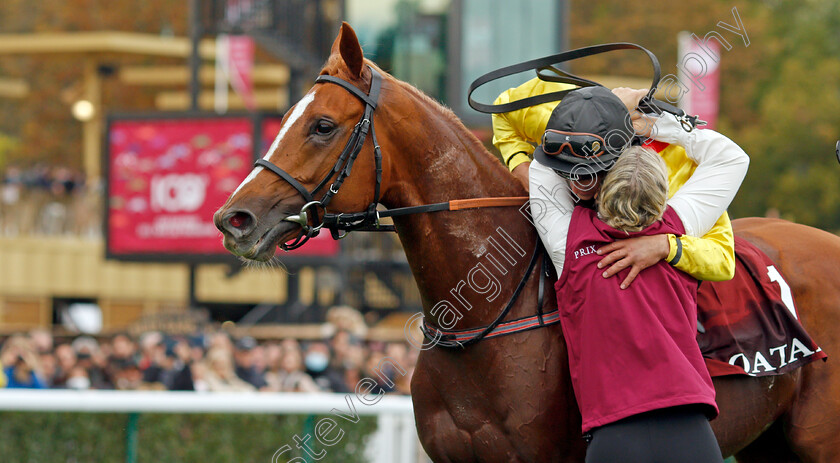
[697,237,828,377]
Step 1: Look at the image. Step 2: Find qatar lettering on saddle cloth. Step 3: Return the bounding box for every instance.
[696,236,828,377]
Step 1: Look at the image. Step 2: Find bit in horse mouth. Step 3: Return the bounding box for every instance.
[243,220,298,261]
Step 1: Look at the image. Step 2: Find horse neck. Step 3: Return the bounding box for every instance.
[377,82,539,326]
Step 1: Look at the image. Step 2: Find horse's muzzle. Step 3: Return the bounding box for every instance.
[214,208,257,240]
[216,203,309,260]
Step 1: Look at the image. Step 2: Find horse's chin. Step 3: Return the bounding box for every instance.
[225,221,300,262]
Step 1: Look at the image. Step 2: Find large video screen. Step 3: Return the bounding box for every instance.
[105,114,338,261]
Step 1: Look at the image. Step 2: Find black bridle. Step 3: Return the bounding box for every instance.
[255,66,386,251]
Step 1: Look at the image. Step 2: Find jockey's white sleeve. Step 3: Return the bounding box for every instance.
[656,115,750,237]
[529,116,750,277]
[529,160,574,276]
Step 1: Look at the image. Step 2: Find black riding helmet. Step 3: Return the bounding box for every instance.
[533,86,635,179]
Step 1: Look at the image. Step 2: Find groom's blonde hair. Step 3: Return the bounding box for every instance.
[597,146,669,232]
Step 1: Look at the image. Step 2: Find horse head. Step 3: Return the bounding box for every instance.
[214,23,388,261]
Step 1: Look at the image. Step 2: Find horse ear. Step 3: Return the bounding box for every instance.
[331,22,364,78]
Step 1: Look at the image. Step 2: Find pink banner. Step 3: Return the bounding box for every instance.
[678,32,721,130]
[228,36,255,110]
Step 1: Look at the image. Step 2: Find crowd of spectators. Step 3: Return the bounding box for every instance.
[0,328,416,395]
[0,164,96,236]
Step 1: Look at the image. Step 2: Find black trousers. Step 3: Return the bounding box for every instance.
[585,405,724,463]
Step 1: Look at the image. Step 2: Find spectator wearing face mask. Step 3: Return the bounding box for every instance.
[72,336,111,389]
[65,366,91,390]
[304,341,348,393]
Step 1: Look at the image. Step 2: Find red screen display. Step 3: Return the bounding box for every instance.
[107,116,339,259]
[107,118,254,256]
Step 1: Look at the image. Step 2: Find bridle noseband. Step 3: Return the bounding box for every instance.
[255,65,385,250]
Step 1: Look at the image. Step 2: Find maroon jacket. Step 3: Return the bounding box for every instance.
[555,206,718,433]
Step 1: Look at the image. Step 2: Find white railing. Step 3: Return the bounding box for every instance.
[0,390,426,463]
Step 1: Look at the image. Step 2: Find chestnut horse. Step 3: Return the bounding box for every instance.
[215,23,840,462]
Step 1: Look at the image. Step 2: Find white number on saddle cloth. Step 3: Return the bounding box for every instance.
[767,265,797,320]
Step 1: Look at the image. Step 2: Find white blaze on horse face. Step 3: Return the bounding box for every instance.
[232,166,264,197]
[231,89,318,196]
[263,89,317,161]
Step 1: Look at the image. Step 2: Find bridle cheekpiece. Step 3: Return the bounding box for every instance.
[255,65,385,250]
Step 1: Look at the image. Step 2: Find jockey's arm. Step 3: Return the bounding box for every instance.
[661,114,749,281]
[529,160,574,277]
[668,214,735,281]
[492,102,532,188]
[491,106,534,174]
[599,115,749,285]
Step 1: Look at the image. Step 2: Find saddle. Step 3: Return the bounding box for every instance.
[697,237,827,377]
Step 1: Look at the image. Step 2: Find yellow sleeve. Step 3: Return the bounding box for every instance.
[491,77,573,171]
[666,212,735,281]
[491,89,536,171]
[658,144,736,282]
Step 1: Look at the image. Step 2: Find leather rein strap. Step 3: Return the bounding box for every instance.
[467,42,661,114]
[467,42,705,129]
[422,239,556,349]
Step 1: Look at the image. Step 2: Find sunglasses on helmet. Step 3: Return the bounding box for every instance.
[541,130,607,158]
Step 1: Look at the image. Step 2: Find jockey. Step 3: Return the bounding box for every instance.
[493,77,749,286]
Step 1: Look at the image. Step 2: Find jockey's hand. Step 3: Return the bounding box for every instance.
[512,161,531,192]
[611,87,648,112]
[596,234,670,289]
[611,87,657,138]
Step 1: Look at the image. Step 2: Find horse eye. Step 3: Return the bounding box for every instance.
[314,120,334,135]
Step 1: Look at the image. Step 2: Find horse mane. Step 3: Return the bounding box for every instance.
[322,55,511,178]
[378,63,505,169]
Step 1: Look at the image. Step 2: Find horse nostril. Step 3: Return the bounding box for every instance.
[228,211,253,231]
